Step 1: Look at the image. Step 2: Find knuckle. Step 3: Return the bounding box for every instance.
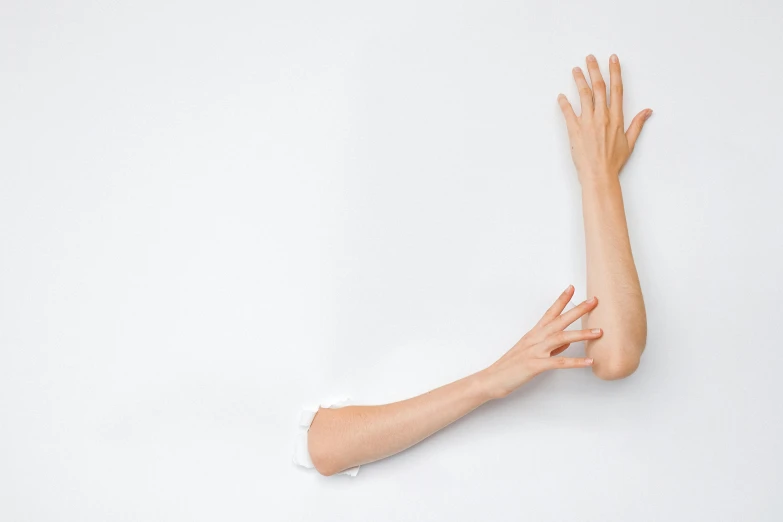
[593,80,606,91]
[612,83,623,94]
[579,86,592,96]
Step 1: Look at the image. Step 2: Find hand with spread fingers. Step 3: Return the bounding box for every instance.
[558,54,652,183]
[483,285,600,399]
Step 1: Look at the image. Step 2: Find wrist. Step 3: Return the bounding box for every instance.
[580,173,622,196]
[470,368,501,403]
[579,170,620,187]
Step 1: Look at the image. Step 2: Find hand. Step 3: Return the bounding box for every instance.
[557,54,652,184]
[482,285,601,399]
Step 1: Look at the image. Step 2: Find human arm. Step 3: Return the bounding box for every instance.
[307,287,600,476]
[557,55,651,380]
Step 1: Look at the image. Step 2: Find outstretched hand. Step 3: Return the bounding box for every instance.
[557,54,652,184]
[483,285,601,399]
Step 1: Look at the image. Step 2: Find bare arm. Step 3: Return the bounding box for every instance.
[308,289,600,475]
[557,54,651,379]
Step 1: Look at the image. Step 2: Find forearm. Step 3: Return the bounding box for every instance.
[307,371,493,476]
[581,177,646,379]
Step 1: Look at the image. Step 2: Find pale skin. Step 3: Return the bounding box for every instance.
[307,54,649,476]
[559,54,649,380]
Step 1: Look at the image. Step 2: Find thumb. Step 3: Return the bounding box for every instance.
[542,357,594,371]
[626,109,653,152]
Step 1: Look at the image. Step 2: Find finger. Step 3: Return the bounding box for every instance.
[557,94,578,134]
[550,344,570,357]
[540,328,603,354]
[546,297,599,333]
[626,109,653,153]
[585,54,607,113]
[540,357,594,371]
[608,54,623,123]
[572,66,593,115]
[537,285,575,326]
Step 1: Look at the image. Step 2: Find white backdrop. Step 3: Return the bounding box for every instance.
[2,1,782,521]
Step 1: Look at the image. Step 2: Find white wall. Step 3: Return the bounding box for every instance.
[2,1,782,521]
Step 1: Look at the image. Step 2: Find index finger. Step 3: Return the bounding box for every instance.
[609,54,623,123]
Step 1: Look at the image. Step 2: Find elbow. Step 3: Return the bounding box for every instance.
[592,353,640,380]
[307,415,343,477]
[308,435,341,476]
[591,338,645,381]
[311,455,340,477]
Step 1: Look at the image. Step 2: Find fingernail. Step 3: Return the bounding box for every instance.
[585,358,594,365]
[586,297,596,304]
[587,54,596,62]
[591,328,602,334]
[610,54,619,63]
[565,284,573,293]
[646,109,654,118]
[573,66,581,74]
